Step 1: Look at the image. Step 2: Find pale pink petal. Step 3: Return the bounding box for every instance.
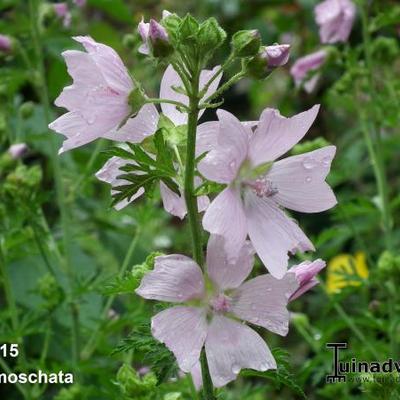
[159,65,189,126]
[202,187,247,262]
[73,36,133,94]
[198,110,250,184]
[160,181,187,219]
[135,255,205,302]
[244,192,314,278]
[289,259,326,301]
[231,273,298,335]
[248,105,320,165]
[196,121,220,157]
[105,104,159,143]
[207,235,254,290]
[268,146,337,212]
[58,50,103,90]
[152,307,207,372]
[205,315,276,388]
[159,65,222,126]
[189,361,203,390]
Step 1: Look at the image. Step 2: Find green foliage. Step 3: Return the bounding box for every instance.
[113,323,178,384]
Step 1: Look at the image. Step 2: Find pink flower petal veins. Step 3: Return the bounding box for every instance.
[248,105,320,165]
[207,235,254,290]
[135,254,205,302]
[268,145,337,213]
[231,272,298,335]
[202,187,248,262]
[205,315,276,387]
[151,306,208,372]
[244,193,314,278]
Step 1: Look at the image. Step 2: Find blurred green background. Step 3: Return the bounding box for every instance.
[1,0,400,399]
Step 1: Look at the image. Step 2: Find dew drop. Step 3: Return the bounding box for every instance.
[259,362,269,371]
[229,160,236,170]
[231,363,241,374]
[322,156,331,166]
[305,176,312,183]
[302,157,316,170]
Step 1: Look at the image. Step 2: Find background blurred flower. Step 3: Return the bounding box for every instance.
[326,252,369,293]
[315,0,356,44]
[290,50,327,92]
[0,34,12,52]
[54,2,71,27]
[8,143,28,159]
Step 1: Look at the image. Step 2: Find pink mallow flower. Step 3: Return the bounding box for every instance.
[290,50,327,93]
[198,107,336,279]
[49,36,159,153]
[315,0,356,44]
[136,235,306,388]
[0,34,12,52]
[96,63,222,215]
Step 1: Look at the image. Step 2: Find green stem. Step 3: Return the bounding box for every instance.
[201,70,246,106]
[183,67,214,399]
[81,228,141,359]
[199,53,235,99]
[359,0,393,249]
[28,0,80,366]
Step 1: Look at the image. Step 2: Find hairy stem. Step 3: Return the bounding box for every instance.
[28,0,80,366]
[183,66,214,399]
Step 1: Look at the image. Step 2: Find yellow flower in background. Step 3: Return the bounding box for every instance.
[326,252,369,294]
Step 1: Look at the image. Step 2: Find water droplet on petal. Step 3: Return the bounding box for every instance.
[231,363,241,374]
[305,176,312,183]
[302,157,316,170]
[322,156,331,166]
[259,362,269,371]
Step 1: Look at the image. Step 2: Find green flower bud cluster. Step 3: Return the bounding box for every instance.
[37,273,64,311]
[115,364,157,400]
[162,14,226,60]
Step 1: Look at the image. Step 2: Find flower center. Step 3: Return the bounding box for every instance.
[210,294,231,313]
[247,177,278,198]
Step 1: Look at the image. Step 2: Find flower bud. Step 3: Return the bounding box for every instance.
[264,43,290,67]
[8,143,28,160]
[0,34,12,53]
[198,17,227,55]
[231,30,261,57]
[289,259,326,301]
[149,19,173,57]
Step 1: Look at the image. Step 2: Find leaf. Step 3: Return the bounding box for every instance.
[113,322,178,383]
[240,348,306,399]
[369,6,400,32]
